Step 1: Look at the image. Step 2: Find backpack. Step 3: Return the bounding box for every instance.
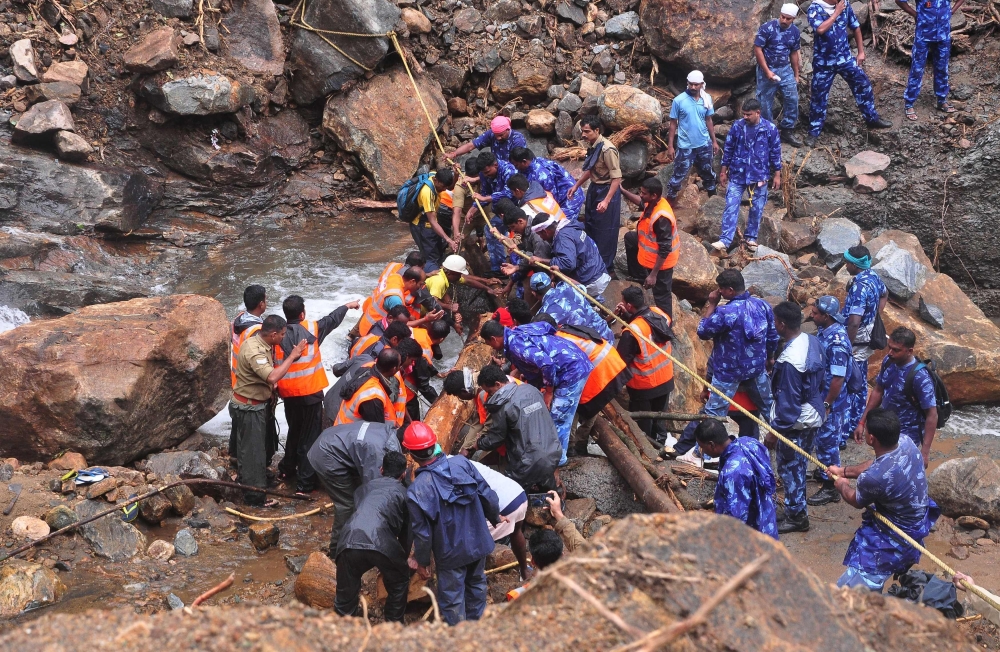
[903,359,952,428]
[869,310,888,350]
[845,357,866,395]
[396,173,436,223]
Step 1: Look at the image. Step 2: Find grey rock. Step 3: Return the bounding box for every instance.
[517,14,545,37]
[152,0,192,18]
[139,74,255,116]
[742,245,796,299]
[619,140,648,180]
[75,499,146,562]
[522,131,549,160]
[12,100,75,143]
[144,451,221,481]
[567,75,582,94]
[851,1,869,24]
[220,0,285,75]
[872,240,927,300]
[0,464,11,482]
[54,131,92,162]
[816,217,862,267]
[174,528,198,556]
[560,457,644,517]
[0,271,146,318]
[9,39,39,82]
[781,221,816,253]
[485,0,522,22]
[929,457,1000,524]
[951,9,966,29]
[23,81,82,107]
[715,105,734,121]
[555,1,587,26]
[919,297,945,329]
[798,148,838,183]
[472,47,502,73]
[285,554,309,574]
[605,11,640,39]
[429,62,467,93]
[547,85,567,100]
[0,75,17,90]
[287,0,398,105]
[203,25,220,52]
[591,49,615,75]
[555,110,574,142]
[557,92,582,113]
[453,7,482,32]
[167,593,185,610]
[44,505,78,530]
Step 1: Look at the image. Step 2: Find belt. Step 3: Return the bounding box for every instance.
[233,393,267,406]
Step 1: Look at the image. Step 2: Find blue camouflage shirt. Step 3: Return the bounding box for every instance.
[503,322,594,388]
[524,157,577,208]
[910,0,952,41]
[479,159,518,205]
[472,129,527,162]
[720,118,782,185]
[716,436,779,540]
[842,269,887,354]
[754,19,801,68]
[875,356,937,447]
[484,214,509,272]
[844,436,938,575]
[698,292,780,384]
[539,281,615,343]
[817,322,853,407]
[808,2,861,67]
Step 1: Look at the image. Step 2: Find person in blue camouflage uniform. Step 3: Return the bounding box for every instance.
[480,319,594,466]
[474,151,517,272]
[806,1,891,146]
[716,99,782,251]
[896,0,962,119]
[840,246,888,446]
[754,4,804,146]
[808,296,855,506]
[828,408,939,591]
[446,115,527,163]
[695,419,779,539]
[509,147,585,221]
[529,273,614,343]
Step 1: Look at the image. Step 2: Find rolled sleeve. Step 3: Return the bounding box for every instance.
[249,353,274,382]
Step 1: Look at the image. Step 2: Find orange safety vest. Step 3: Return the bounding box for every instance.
[557,330,626,404]
[625,308,675,390]
[440,189,454,209]
[636,198,680,271]
[402,328,437,403]
[475,376,523,425]
[359,273,406,337]
[522,190,566,222]
[335,363,406,426]
[349,333,381,359]
[230,314,262,389]
[274,320,329,398]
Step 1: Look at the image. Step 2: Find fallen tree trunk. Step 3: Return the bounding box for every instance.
[592,417,678,514]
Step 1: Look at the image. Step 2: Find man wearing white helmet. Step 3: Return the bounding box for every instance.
[425,254,499,319]
[754,4,805,147]
[664,70,719,206]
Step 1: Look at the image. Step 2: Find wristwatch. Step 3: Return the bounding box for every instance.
[823,401,832,410]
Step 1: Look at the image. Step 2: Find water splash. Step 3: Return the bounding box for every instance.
[0,305,29,334]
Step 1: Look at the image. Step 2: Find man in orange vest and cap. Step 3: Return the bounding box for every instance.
[275,295,360,495]
[622,178,681,318]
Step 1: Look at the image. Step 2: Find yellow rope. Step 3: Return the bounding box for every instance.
[225,504,334,521]
[289,0,394,72]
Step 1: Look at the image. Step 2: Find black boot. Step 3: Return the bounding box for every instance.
[777,512,810,534]
[781,129,803,147]
[807,481,842,506]
[867,118,893,130]
[803,134,818,148]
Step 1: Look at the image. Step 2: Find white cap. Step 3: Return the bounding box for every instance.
[780,3,799,16]
[686,70,704,84]
[442,255,470,275]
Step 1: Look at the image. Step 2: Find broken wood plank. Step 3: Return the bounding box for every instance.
[344,198,396,210]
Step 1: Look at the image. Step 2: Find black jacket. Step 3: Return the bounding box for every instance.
[307,421,402,485]
[324,354,374,422]
[277,305,351,405]
[337,476,411,563]
[477,382,561,490]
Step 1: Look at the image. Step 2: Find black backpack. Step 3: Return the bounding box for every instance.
[903,359,952,428]
[396,172,436,223]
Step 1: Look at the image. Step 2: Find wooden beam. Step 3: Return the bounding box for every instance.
[592,418,678,514]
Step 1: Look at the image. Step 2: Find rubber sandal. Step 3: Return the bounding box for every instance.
[263,498,280,508]
[905,107,918,121]
[937,102,957,113]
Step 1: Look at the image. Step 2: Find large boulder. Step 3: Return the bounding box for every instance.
[220,0,285,75]
[618,140,648,179]
[669,300,713,414]
[742,245,796,299]
[928,457,1000,524]
[490,44,553,104]
[640,0,778,82]
[75,499,147,562]
[673,230,719,302]
[287,0,399,105]
[0,560,65,617]
[0,270,146,317]
[0,295,230,465]
[872,240,928,300]
[597,85,662,131]
[142,451,221,480]
[138,74,255,115]
[321,66,446,195]
[0,138,161,234]
[816,217,862,268]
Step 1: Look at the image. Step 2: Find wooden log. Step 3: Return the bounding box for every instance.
[602,400,659,461]
[344,198,396,210]
[592,418,678,514]
[294,552,337,608]
[628,411,724,422]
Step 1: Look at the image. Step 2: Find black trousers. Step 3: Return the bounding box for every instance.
[624,231,674,319]
[316,472,361,554]
[336,548,410,623]
[628,389,670,444]
[280,401,324,493]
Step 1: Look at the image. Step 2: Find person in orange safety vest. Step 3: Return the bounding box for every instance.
[621,177,680,318]
[335,349,407,428]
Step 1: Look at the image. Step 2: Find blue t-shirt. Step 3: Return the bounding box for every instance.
[754,19,801,68]
[808,2,861,68]
[471,129,527,163]
[914,0,952,41]
[875,357,937,448]
[668,91,713,150]
[855,436,929,533]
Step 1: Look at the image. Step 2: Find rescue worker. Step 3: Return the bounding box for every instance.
[231,314,307,506]
[767,301,827,534]
[408,168,457,272]
[507,174,567,222]
[508,147,584,220]
[806,0,892,147]
[230,284,267,462]
[527,272,613,343]
[348,321,411,360]
[352,252,426,340]
[621,177,680,318]
[614,286,675,444]
[403,422,502,626]
[332,450,411,623]
[357,266,427,338]
[474,151,518,272]
[463,364,562,491]
[665,70,720,202]
[498,206,551,298]
[754,4,805,146]
[568,115,622,276]
[275,295,360,495]
[446,114,527,163]
[898,0,962,120]
[395,335,440,420]
[530,212,611,300]
[335,348,407,427]
[716,99,782,253]
[307,420,403,556]
[424,254,499,316]
[480,318,594,466]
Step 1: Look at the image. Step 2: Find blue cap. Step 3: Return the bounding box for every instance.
[529,272,552,291]
[816,295,845,323]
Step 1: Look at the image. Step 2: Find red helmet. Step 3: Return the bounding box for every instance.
[402,422,437,451]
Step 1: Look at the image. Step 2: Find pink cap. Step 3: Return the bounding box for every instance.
[491,116,511,135]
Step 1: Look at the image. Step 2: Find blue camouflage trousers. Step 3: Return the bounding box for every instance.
[815,395,849,480]
[776,427,817,518]
[756,63,799,129]
[667,145,717,199]
[552,377,588,466]
[720,180,769,246]
[904,37,950,107]
[808,61,880,137]
[562,189,586,222]
[843,358,868,444]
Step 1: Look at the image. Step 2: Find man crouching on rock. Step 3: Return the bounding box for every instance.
[231,314,306,507]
